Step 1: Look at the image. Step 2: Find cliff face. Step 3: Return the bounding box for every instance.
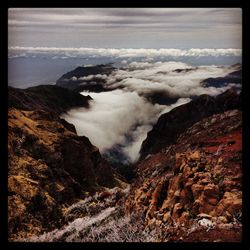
[8,86,124,241]
[139,88,241,160]
[125,99,242,241]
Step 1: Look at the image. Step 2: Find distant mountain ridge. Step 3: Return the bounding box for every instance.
[201,69,242,88]
[56,64,116,92]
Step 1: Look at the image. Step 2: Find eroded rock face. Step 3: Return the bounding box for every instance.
[8,86,124,241]
[125,109,242,241]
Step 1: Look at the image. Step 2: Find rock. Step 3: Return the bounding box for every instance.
[178,211,189,225]
[191,184,204,199]
[172,203,183,221]
[222,179,238,191]
[161,175,181,211]
[190,151,200,161]
[174,190,181,197]
[203,184,220,204]
[199,201,216,214]
[156,213,164,220]
[199,177,211,185]
[8,176,39,201]
[155,220,162,226]
[163,212,171,223]
[218,216,228,223]
[212,191,242,218]
[217,223,234,230]
[207,197,219,206]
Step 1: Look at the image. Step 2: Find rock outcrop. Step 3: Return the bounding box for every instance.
[139,88,241,160]
[8,85,125,241]
[125,107,242,241]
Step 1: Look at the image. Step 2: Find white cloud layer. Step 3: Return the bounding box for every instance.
[105,61,238,98]
[8,46,242,59]
[61,90,191,162]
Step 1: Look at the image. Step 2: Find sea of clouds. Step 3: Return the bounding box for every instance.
[8,46,241,162]
[61,60,240,163]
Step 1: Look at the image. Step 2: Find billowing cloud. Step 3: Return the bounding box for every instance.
[62,90,162,151]
[78,74,108,81]
[61,90,190,162]
[105,61,238,98]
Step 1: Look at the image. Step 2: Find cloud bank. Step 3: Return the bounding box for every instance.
[9,46,242,59]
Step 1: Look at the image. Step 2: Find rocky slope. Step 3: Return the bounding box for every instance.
[8,85,125,241]
[125,98,242,241]
[140,88,241,160]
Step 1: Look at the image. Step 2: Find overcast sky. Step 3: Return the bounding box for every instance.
[8,8,242,49]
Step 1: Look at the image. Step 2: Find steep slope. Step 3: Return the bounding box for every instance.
[139,88,241,160]
[125,108,242,242]
[8,86,125,241]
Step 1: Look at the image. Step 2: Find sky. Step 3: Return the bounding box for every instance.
[8,8,242,49]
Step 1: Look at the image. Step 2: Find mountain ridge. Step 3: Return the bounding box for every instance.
[139,88,241,160]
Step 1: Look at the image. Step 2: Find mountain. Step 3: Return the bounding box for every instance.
[201,66,242,88]
[8,85,126,241]
[7,82,242,242]
[56,64,116,92]
[139,88,241,160]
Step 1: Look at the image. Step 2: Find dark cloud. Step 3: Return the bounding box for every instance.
[8,8,242,48]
